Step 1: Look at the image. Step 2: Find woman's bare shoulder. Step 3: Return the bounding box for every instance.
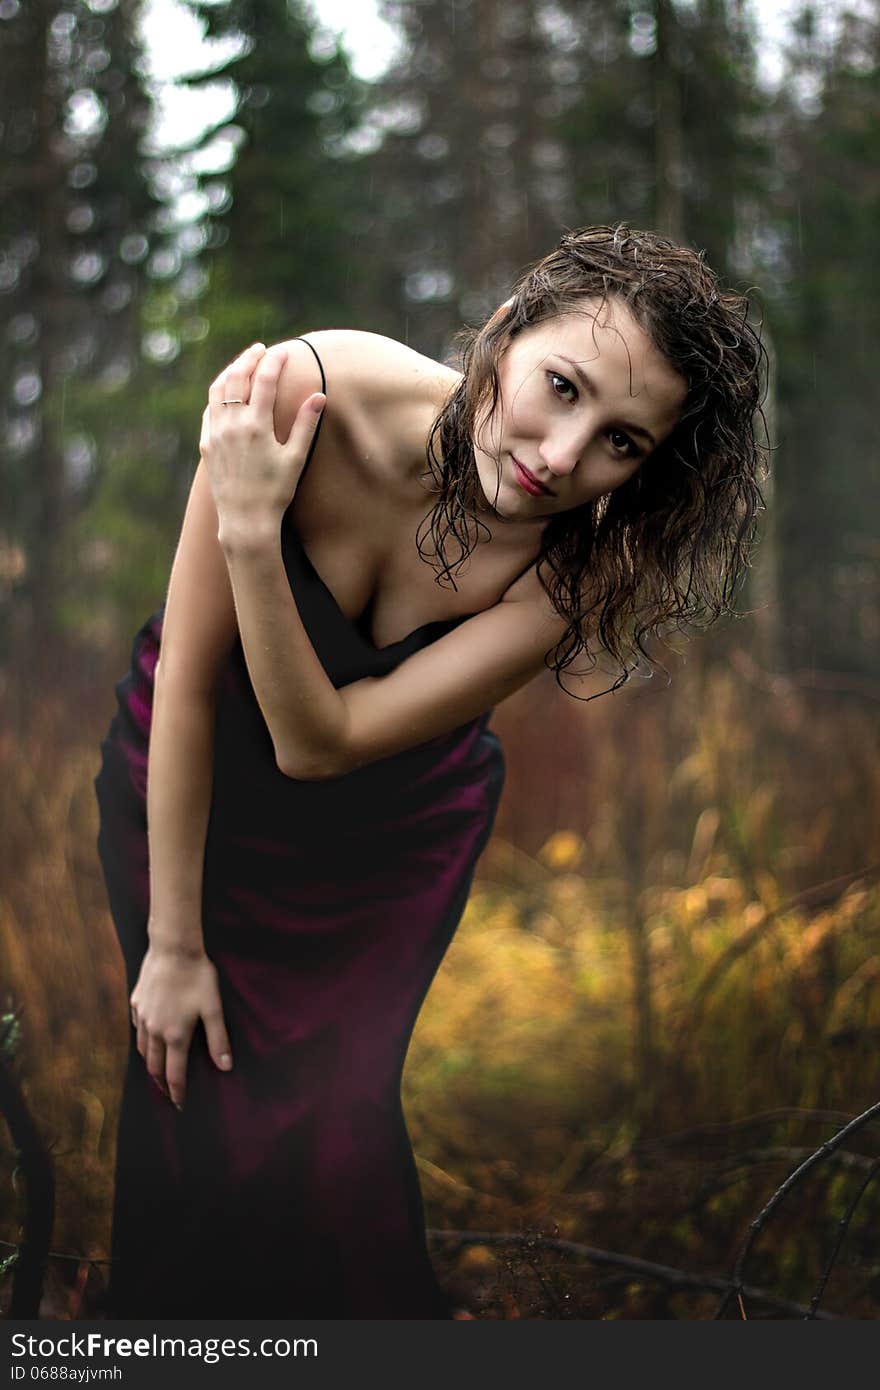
[279,329,457,406]
[273,329,459,484]
[287,330,453,386]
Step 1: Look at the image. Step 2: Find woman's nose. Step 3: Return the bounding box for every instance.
[538,435,581,477]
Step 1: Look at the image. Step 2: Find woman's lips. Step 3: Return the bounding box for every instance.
[512,457,554,497]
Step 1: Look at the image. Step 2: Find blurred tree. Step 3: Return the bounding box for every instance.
[7,0,873,695]
[0,0,163,689]
[681,0,770,274]
[70,0,378,649]
[654,0,684,239]
[367,0,572,357]
[559,1,769,274]
[178,0,373,356]
[768,2,880,676]
[558,0,774,638]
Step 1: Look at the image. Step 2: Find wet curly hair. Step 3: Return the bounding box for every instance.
[417,223,770,696]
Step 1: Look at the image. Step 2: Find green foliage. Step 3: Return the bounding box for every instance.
[181,0,376,343]
[0,0,170,666]
[766,2,880,674]
[0,1009,21,1064]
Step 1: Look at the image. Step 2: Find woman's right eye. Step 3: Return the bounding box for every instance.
[548,371,577,403]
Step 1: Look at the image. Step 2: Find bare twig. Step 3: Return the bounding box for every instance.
[714,1098,880,1319]
[0,1237,110,1267]
[705,1145,880,1177]
[685,1145,880,1223]
[805,1155,880,1319]
[427,1228,838,1318]
[0,1052,55,1317]
[646,1107,863,1149]
[728,647,880,704]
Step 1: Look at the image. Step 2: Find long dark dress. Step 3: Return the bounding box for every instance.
[93,340,506,1318]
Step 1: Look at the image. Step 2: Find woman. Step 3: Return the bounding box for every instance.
[94,225,766,1318]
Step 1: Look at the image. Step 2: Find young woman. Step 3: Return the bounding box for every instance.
[93,224,766,1318]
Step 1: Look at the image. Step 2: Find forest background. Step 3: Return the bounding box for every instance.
[1,0,879,1320]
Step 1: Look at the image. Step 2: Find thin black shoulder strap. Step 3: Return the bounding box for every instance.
[289,336,326,473]
[291,335,326,393]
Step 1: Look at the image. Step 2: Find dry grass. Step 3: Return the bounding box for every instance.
[2,634,879,1318]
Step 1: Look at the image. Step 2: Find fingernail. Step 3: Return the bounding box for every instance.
[174,1102,183,1112]
[220,1053,233,1070]
[310,393,326,414]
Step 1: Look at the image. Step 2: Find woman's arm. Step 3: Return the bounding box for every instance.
[205,344,569,781]
[145,676,217,950]
[129,457,240,1110]
[225,531,563,777]
[146,455,239,926]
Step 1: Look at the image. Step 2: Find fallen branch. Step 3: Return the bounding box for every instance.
[427,1228,838,1319]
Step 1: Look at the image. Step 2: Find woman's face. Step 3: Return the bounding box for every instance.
[472,297,688,522]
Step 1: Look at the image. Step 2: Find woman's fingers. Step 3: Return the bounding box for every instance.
[247,345,290,427]
[209,341,266,412]
[202,1004,234,1076]
[285,391,326,451]
[129,957,234,1114]
[145,1032,168,1097]
[164,1029,194,1112]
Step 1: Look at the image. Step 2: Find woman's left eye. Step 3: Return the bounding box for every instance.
[608,429,638,457]
[548,371,577,402]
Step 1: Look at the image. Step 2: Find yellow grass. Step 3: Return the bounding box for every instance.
[2,639,879,1317]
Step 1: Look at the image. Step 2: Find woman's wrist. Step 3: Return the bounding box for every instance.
[217,512,284,557]
[147,919,207,959]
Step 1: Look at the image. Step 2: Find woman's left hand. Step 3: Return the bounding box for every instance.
[200,341,326,544]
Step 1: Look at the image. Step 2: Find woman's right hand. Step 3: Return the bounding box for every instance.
[129,941,234,1111]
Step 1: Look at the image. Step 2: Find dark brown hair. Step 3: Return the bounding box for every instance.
[417,223,769,696]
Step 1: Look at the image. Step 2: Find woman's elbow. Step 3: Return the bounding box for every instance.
[275,746,352,782]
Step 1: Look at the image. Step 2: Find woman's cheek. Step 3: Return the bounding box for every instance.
[473,401,503,458]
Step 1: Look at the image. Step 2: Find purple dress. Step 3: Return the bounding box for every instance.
[93,341,505,1318]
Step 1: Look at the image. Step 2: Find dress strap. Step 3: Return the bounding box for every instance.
[289,336,327,476]
[291,335,326,393]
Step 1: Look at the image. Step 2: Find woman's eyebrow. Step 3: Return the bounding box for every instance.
[556,355,658,448]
